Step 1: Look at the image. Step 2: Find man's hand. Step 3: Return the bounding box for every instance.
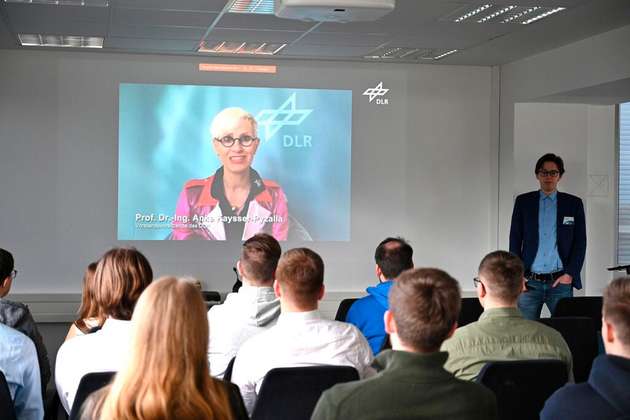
[552,273,572,288]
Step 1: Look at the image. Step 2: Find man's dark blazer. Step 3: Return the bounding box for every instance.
[509,190,586,289]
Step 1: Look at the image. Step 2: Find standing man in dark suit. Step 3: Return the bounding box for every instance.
[509,153,586,319]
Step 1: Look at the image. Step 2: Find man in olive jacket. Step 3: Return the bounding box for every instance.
[311,268,497,420]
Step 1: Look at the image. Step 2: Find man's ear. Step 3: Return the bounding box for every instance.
[384,310,397,335]
[603,318,615,344]
[273,279,281,298]
[236,260,243,276]
[317,284,325,301]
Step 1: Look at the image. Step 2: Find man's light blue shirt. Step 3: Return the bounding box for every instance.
[531,190,564,274]
[0,323,43,420]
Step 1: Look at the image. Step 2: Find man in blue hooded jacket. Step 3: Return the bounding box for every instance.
[346,237,414,354]
[541,276,630,420]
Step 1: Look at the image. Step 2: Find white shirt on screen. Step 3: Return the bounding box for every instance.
[231,310,375,414]
[208,284,280,378]
[55,318,132,413]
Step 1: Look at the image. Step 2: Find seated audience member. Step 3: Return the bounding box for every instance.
[55,247,153,413]
[0,323,43,420]
[441,250,572,381]
[208,233,282,378]
[312,268,498,420]
[541,277,630,419]
[65,262,101,341]
[0,248,51,397]
[81,277,238,420]
[346,237,414,354]
[231,248,374,414]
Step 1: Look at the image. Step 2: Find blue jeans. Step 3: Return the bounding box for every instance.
[517,279,573,320]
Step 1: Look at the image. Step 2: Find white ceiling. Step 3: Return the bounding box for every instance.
[0,0,629,65]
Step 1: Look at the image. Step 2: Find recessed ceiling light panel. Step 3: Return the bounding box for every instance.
[18,33,103,48]
[198,41,287,55]
[448,4,567,24]
[228,0,274,14]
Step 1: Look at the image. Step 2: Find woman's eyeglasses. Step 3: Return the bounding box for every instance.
[214,135,258,148]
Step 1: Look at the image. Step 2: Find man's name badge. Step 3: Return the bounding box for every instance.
[563,216,575,225]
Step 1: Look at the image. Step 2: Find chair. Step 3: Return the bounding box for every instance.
[334,298,358,321]
[224,356,236,382]
[553,296,603,330]
[251,365,359,420]
[458,297,484,327]
[537,316,598,383]
[476,360,568,420]
[0,371,17,420]
[69,371,115,420]
[202,291,221,302]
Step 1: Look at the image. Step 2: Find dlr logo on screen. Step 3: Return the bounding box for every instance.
[283,134,312,148]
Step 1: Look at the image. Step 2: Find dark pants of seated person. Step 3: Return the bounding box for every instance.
[518,280,572,320]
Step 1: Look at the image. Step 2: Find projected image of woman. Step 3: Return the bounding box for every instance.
[170,107,289,241]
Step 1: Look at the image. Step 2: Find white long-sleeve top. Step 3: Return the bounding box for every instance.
[231,310,375,414]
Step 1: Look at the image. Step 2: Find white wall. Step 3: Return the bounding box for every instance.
[0,49,495,294]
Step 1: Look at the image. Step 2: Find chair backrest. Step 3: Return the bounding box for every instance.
[476,359,568,420]
[224,356,236,382]
[458,297,484,327]
[537,316,598,383]
[251,365,359,420]
[69,371,115,420]
[334,298,358,321]
[202,291,222,302]
[0,370,17,420]
[553,296,603,330]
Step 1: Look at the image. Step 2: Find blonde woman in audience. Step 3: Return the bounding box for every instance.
[82,276,241,420]
[65,261,102,340]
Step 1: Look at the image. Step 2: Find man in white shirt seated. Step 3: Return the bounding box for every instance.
[208,233,282,378]
[0,323,43,420]
[55,247,153,413]
[231,247,375,414]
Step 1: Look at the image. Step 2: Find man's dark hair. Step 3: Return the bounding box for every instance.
[535,153,565,176]
[389,268,461,352]
[240,233,282,285]
[478,251,524,303]
[0,248,14,280]
[374,237,413,279]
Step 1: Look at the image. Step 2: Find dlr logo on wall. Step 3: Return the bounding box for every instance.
[283,134,312,148]
[362,82,390,105]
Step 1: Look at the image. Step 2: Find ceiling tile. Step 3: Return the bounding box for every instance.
[215,13,315,31]
[111,0,227,12]
[104,36,198,51]
[300,32,389,47]
[280,44,374,58]
[109,24,207,40]
[112,8,217,27]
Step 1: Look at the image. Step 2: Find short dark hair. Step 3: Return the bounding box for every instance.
[240,234,282,285]
[389,268,461,352]
[0,248,14,280]
[374,237,413,279]
[478,251,524,303]
[276,248,324,308]
[535,153,565,176]
[603,277,630,347]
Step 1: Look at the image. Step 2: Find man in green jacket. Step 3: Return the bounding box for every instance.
[441,250,572,381]
[311,268,497,420]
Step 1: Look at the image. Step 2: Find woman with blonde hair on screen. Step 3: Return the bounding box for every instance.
[82,276,243,420]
